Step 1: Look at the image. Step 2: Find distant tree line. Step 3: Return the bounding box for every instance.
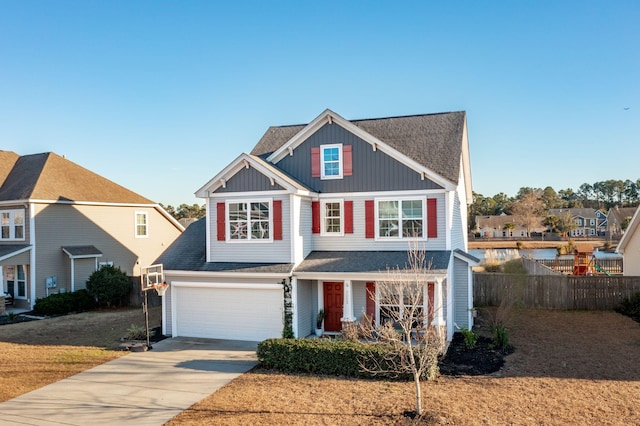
[469,179,640,231]
[161,203,206,221]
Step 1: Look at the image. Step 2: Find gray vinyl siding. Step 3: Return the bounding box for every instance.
[453,257,471,330]
[352,281,367,321]
[450,191,465,250]
[296,279,313,337]
[32,203,181,304]
[312,193,447,251]
[213,166,285,193]
[72,258,97,291]
[208,195,292,263]
[300,199,313,258]
[275,123,443,193]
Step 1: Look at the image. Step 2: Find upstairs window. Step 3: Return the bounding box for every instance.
[377,199,424,239]
[321,200,343,235]
[321,144,342,179]
[135,212,148,238]
[228,201,271,241]
[0,210,25,241]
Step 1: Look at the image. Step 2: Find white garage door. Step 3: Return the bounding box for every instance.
[173,283,283,341]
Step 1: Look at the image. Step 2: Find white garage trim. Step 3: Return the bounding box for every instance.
[170,281,283,341]
[171,281,283,290]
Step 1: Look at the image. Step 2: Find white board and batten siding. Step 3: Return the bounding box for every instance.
[207,196,292,263]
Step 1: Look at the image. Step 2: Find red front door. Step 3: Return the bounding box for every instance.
[323,282,343,332]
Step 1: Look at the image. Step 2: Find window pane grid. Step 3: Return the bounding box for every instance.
[229,202,270,240]
[378,200,423,238]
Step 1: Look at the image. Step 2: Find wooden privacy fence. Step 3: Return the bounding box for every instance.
[474,273,640,310]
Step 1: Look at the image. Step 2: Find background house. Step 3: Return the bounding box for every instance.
[157,109,477,342]
[607,206,637,238]
[0,151,183,310]
[475,214,546,238]
[548,208,606,237]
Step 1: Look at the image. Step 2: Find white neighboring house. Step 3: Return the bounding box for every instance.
[155,109,478,342]
[616,207,640,276]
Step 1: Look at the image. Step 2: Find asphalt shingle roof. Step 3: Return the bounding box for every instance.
[155,218,293,274]
[0,152,154,204]
[294,251,452,274]
[251,111,466,185]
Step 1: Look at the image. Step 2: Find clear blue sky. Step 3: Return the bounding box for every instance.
[1,1,638,206]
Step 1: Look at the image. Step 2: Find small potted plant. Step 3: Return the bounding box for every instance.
[315,309,327,337]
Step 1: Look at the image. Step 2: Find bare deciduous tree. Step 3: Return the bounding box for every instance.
[357,247,442,417]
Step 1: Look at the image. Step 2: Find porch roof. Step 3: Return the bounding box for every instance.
[0,244,31,262]
[62,245,103,259]
[294,251,452,274]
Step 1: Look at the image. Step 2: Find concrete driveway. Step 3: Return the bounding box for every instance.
[0,337,258,426]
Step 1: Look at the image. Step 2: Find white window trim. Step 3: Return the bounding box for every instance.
[320,199,344,236]
[0,209,26,241]
[374,197,426,241]
[135,211,149,238]
[225,199,274,243]
[320,143,343,180]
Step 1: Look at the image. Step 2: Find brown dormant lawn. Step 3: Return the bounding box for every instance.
[168,309,640,425]
[0,306,160,402]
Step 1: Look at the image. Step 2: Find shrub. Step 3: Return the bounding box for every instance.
[86,265,132,307]
[491,322,510,349]
[616,292,640,322]
[257,338,438,380]
[459,327,478,350]
[33,289,96,316]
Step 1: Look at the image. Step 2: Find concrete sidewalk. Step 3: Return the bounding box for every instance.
[0,337,258,426]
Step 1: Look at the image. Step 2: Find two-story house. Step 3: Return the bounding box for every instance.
[0,151,183,310]
[156,109,477,342]
[548,208,606,237]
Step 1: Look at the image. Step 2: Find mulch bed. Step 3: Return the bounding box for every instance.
[439,333,514,376]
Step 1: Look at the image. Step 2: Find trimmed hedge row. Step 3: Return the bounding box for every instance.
[257,338,438,380]
[33,289,96,316]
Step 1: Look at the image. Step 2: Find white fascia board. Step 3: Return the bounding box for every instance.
[294,271,448,281]
[164,270,293,279]
[27,199,158,208]
[266,108,336,162]
[195,153,312,197]
[268,109,456,191]
[616,207,640,253]
[155,205,185,231]
[453,250,480,266]
[0,246,32,262]
[207,190,315,199]
[460,118,473,204]
[171,281,283,290]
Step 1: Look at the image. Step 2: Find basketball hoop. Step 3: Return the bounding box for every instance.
[154,282,169,297]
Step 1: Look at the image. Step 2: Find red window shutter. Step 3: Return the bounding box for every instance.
[365,200,375,238]
[311,147,320,178]
[312,201,320,234]
[273,200,282,240]
[344,201,353,234]
[343,145,352,176]
[427,198,438,238]
[216,202,225,241]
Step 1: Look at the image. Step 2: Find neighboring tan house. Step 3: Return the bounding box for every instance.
[156,109,478,342]
[475,214,546,238]
[547,208,605,237]
[607,206,637,238]
[616,207,640,276]
[0,151,183,310]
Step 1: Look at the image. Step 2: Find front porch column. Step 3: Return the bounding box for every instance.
[432,278,445,327]
[291,277,299,338]
[340,280,355,323]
